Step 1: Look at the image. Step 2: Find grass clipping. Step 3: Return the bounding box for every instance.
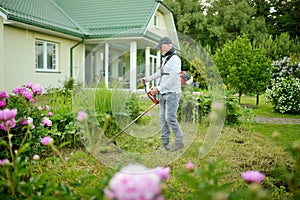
[206,127,294,185]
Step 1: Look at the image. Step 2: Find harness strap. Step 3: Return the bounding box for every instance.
[159,52,177,85]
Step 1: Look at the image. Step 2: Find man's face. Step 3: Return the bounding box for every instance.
[159,44,171,55]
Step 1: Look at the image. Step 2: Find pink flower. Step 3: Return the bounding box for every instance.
[37,106,43,111]
[33,154,40,160]
[104,164,167,200]
[13,87,26,95]
[154,167,170,180]
[48,112,53,117]
[41,136,53,145]
[32,84,43,95]
[77,111,88,122]
[45,105,50,111]
[26,82,35,89]
[0,118,17,131]
[186,161,195,170]
[0,100,6,108]
[241,171,265,183]
[0,91,10,98]
[0,159,9,166]
[40,117,52,127]
[21,117,34,129]
[0,108,17,121]
[22,91,33,100]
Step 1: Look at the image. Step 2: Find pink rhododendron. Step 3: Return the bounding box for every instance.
[40,117,52,127]
[48,112,53,117]
[37,106,43,111]
[41,136,53,145]
[104,164,169,200]
[77,111,88,122]
[241,170,266,183]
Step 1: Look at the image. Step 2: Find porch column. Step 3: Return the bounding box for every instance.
[105,43,109,88]
[130,41,137,91]
[145,47,150,78]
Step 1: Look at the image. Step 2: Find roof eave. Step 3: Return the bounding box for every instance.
[7,15,85,38]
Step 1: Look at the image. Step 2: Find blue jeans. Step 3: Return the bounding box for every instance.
[159,92,184,145]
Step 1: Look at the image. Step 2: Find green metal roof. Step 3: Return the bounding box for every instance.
[0,0,163,39]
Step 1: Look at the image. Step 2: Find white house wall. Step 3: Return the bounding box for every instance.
[2,25,84,93]
[0,17,5,91]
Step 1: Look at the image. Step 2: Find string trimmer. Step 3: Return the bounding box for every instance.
[106,80,159,144]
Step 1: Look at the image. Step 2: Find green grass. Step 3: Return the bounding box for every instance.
[35,92,300,199]
[240,95,300,118]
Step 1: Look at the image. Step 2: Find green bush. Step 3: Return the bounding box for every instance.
[178,91,244,125]
[266,77,300,114]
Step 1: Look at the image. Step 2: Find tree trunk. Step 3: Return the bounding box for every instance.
[256,94,259,105]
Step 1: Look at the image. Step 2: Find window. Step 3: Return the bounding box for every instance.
[35,40,58,71]
[154,15,159,28]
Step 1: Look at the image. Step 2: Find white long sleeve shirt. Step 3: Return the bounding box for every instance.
[146,54,182,94]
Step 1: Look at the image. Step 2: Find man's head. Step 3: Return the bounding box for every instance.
[154,37,173,55]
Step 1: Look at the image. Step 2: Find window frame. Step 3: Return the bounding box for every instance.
[154,14,159,28]
[35,39,59,72]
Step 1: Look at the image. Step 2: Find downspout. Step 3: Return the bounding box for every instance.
[70,38,84,77]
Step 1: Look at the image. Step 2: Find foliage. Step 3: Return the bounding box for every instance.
[214,35,272,104]
[178,90,245,125]
[271,57,300,81]
[0,84,54,159]
[127,93,142,121]
[254,33,300,61]
[250,0,300,39]
[265,77,300,114]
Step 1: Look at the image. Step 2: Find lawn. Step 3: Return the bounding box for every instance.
[40,93,299,199]
[2,88,299,199]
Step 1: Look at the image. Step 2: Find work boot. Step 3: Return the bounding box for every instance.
[157,144,170,150]
[169,142,184,151]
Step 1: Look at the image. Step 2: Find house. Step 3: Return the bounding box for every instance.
[0,0,180,92]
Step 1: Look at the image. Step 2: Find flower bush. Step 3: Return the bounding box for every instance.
[272,57,300,81]
[0,83,54,158]
[266,77,300,113]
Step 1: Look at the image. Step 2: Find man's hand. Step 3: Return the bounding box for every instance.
[150,87,159,95]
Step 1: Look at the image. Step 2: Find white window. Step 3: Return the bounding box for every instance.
[154,15,159,28]
[35,40,58,71]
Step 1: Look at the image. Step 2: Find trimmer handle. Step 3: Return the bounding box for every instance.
[142,78,159,105]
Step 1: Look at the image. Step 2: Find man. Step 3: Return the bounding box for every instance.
[143,37,184,151]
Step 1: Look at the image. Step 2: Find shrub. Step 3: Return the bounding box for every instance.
[265,77,300,114]
[0,83,54,158]
[272,57,300,81]
[178,90,244,125]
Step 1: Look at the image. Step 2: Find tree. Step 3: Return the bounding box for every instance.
[249,0,300,39]
[205,0,268,51]
[213,35,272,104]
